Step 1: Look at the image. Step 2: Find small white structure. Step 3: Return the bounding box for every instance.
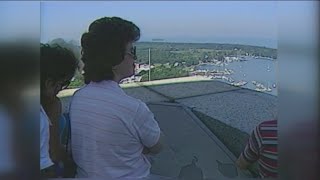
[120,75,143,84]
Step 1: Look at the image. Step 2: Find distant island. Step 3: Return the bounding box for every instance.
[152,39,165,42]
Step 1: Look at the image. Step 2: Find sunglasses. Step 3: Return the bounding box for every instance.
[126,46,137,60]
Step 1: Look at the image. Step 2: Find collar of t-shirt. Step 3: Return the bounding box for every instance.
[89,80,126,95]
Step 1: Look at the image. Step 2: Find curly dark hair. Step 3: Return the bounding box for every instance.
[40,43,78,90]
[81,17,140,84]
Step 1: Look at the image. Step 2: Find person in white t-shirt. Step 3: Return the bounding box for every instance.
[70,17,163,179]
[40,44,78,178]
[40,105,54,174]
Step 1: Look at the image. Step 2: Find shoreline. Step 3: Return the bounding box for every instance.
[58,76,277,98]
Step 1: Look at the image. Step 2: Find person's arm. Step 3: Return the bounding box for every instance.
[236,126,261,170]
[54,97,70,162]
[40,107,56,178]
[133,102,163,155]
[46,97,69,162]
[142,133,164,155]
[236,153,252,170]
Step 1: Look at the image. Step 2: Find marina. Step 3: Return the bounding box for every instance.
[195,57,277,96]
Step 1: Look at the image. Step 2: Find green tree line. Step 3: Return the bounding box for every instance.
[47,38,277,88]
[139,65,189,82]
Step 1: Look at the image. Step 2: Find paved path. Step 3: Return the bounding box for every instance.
[147,102,251,179]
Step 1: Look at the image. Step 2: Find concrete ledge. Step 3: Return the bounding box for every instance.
[180,104,237,162]
[149,102,238,161]
[147,103,251,179]
[124,86,169,102]
[145,80,240,100]
[177,88,277,134]
[148,102,252,178]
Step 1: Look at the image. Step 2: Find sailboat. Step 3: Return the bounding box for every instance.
[267,64,271,72]
[256,82,264,88]
[228,77,235,83]
[266,82,272,92]
[252,80,257,85]
[231,80,247,87]
[255,86,267,92]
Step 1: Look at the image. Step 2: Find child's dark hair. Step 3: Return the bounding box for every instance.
[40,43,78,89]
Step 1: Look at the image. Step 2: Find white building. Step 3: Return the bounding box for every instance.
[120,75,143,84]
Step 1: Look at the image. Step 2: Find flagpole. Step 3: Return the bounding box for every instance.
[149,48,151,81]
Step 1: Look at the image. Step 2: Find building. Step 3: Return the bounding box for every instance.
[120,75,143,84]
[135,63,153,74]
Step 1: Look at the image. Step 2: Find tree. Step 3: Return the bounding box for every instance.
[140,66,189,82]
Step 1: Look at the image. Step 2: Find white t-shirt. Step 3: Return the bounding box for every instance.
[70,80,161,178]
[40,105,54,170]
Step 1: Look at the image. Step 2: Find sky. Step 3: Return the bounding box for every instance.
[0,1,282,48]
[38,1,279,48]
[0,1,40,40]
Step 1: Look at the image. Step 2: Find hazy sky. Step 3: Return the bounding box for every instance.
[1,1,279,48]
[0,1,40,40]
[39,1,279,47]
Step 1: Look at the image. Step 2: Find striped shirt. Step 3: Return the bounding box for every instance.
[241,120,278,178]
[70,80,161,178]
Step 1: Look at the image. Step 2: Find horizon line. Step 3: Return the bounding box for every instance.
[138,41,277,49]
[41,38,277,49]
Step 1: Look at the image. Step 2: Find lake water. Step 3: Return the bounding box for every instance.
[196,58,278,96]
